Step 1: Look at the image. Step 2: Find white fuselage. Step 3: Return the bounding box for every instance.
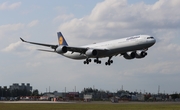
[61,35,156,60]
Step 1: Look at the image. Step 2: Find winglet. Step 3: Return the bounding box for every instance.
[20,37,25,42]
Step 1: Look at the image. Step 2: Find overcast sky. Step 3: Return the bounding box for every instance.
[1,0,180,94]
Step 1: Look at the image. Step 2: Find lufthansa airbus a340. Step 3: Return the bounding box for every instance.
[20,32,156,66]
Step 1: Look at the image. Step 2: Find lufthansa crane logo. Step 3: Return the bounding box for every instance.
[59,36,63,45]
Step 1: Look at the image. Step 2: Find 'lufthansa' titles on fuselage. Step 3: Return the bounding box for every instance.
[126,36,140,41]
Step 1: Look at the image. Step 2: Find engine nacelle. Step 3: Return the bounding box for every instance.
[135,51,147,58]
[123,51,136,59]
[56,46,67,54]
[85,49,98,57]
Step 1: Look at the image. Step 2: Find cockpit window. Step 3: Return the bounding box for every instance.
[147,37,154,39]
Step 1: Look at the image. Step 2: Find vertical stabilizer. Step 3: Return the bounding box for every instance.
[57,32,68,46]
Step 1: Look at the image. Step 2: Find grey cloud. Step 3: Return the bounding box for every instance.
[59,0,180,38]
[0,2,21,10]
[0,23,24,38]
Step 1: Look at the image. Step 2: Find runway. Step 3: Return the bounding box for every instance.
[0,101,76,103]
[1,101,180,104]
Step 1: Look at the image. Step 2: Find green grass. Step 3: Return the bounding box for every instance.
[0,103,180,110]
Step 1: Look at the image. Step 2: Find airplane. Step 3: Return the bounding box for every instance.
[20,32,156,66]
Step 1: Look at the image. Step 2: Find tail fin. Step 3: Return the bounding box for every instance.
[57,32,68,46]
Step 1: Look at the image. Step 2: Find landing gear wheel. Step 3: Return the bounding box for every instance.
[105,62,110,65]
[105,62,108,65]
[105,60,113,66]
[94,59,97,63]
[84,61,86,64]
[89,59,91,62]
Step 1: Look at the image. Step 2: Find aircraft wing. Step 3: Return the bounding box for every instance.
[20,38,58,50]
[66,46,108,54]
[20,37,108,54]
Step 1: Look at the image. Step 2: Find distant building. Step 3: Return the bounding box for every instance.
[136,94,145,101]
[9,83,32,91]
[84,94,92,102]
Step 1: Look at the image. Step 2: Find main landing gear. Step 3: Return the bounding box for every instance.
[83,57,113,65]
[83,58,101,65]
[84,58,91,64]
[94,58,101,64]
[105,56,113,66]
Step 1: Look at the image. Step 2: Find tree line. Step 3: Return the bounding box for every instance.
[1,87,180,100]
[0,88,39,97]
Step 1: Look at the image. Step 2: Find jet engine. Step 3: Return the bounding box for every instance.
[56,46,67,54]
[123,51,136,59]
[135,51,147,58]
[85,49,98,57]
